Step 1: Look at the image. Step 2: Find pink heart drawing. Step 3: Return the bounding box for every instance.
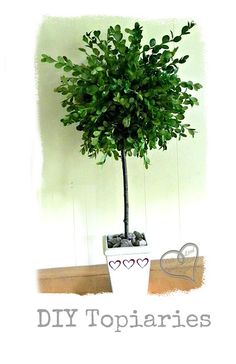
[137,258,149,268]
[109,260,121,270]
[123,259,135,269]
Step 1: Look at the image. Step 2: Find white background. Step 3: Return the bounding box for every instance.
[0,1,236,363]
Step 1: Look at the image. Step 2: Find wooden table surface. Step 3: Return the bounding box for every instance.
[37,256,204,295]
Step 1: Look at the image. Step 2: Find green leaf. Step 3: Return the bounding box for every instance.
[137,128,143,138]
[138,92,143,101]
[41,54,55,63]
[125,28,133,34]
[83,35,88,43]
[81,147,86,155]
[179,55,189,63]
[93,130,101,137]
[113,150,120,160]
[181,25,189,34]
[91,137,99,146]
[144,154,150,169]
[177,114,185,120]
[115,24,121,32]
[127,137,134,144]
[117,44,126,53]
[193,83,203,91]
[149,38,156,47]
[78,47,86,52]
[87,85,98,94]
[153,45,161,53]
[113,92,121,102]
[101,106,107,112]
[93,48,100,56]
[57,56,65,63]
[114,32,122,41]
[187,81,193,90]
[123,116,131,127]
[164,131,172,140]
[173,36,182,42]
[94,30,101,38]
[97,154,107,165]
[64,65,73,72]
[187,128,196,137]
[180,81,188,88]
[162,35,170,43]
[161,50,172,61]
[55,62,64,69]
[143,45,150,52]
[190,96,199,105]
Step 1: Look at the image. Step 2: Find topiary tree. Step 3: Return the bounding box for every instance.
[41,21,202,240]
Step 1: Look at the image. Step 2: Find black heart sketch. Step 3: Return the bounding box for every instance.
[109,260,121,270]
[137,258,149,268]
[123,259,135,269]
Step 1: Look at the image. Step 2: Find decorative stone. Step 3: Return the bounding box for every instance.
[111,237,122,245]
[107,235,114,242]
[128,232,136,239]
[134,231,143,240]
[132,239,139,246]
[120,239,133,247]
[138,239,147,246]
[107,232,147,248]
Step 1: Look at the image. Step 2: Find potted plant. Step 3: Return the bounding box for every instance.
[41,20,202,294]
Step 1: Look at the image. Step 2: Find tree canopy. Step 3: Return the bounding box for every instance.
[41,21,202,168]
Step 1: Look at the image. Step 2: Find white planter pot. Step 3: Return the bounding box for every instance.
[104,237,151,295]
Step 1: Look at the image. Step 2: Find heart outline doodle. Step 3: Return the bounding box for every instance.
[123,259,135,269]
[109,260,121,270]
[137,258,149,268]
[160,243,199,282]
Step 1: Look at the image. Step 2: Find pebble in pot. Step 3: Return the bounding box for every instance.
[138,239,147,246]
[120,239,133,247]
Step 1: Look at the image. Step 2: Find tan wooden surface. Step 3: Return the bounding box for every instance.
[37,256,204,295]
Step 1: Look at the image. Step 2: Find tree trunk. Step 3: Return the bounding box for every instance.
[121,149,129,238]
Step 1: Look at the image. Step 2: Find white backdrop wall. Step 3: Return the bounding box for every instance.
[35,16,205,268]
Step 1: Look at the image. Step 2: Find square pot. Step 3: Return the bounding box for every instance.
[104,236,151,295]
